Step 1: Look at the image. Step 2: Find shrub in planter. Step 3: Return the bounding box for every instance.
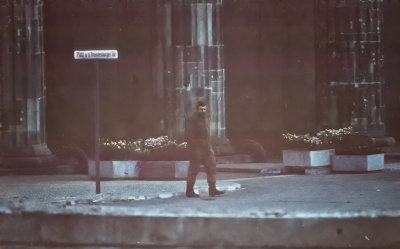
[316,126,380,155]
[282,133,327,151]
[100,136,188,161]
[281,131,334,167]
[100,138,146,160]
[282,126,383,171]
[282,126,380,155]
[332,132,380,155]
[324,128,383,172]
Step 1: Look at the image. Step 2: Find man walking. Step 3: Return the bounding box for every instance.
[186,101,224,198]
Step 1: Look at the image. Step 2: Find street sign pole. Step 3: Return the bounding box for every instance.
[94,61,100,194]
[74,50,118,194]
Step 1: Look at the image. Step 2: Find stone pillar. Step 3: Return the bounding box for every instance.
[316,0,385,137]
[156,0,226,141]
[0,0,50,156]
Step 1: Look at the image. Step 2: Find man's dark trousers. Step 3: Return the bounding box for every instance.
[187,142,218,194]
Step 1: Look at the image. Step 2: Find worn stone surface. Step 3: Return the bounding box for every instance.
[88,160,190,180]
[332,154,385,172]
[0,209,399,249]
[216,154,254,164]
[138,161,189,180]
[283,149,335,167]
[283,166,331,175]
[88,160,139,178]
[305,166,332,175]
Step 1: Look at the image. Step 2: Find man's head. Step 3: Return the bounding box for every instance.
[196,101,207,116]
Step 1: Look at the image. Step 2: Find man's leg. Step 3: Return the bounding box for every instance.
[204,152,224,197]
[186,149,201,198]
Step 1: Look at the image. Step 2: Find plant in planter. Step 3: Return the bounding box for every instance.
[281,132,334,168]
[282,133,324,150]
[282,126,384,171]
[143,136,188,161]
[100,136,188,161]
[90,136,189,179]
[100,138,145,160]
[315,126,353,150]
[323,127,384,172]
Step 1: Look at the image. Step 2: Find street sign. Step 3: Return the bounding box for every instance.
[73,49,118,194]
[74,50,118,59]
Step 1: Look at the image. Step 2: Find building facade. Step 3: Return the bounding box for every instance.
[1,0,400,157]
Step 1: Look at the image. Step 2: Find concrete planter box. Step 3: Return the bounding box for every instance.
[282,149,335,167]
[332,153,384,172]
[88,160,139,178]
[88,160,190,180]
[138,161,189,180]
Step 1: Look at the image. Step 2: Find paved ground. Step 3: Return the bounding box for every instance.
[1,161,399,213]
[1,162,400,248]
[0,172,250,204]
[1,169,399,216]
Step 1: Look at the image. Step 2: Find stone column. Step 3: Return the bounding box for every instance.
[0,0,50,156]
[156,0,226,142]
[316,0,385,137]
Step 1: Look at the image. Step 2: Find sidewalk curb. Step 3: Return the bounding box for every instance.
[1,208,399,249]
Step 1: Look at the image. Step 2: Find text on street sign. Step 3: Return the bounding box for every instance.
[74,50,118,59]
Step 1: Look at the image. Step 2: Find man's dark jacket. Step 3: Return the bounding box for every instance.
[186,113,212,150]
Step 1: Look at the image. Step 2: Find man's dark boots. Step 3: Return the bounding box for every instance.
[208,175,224,197]
[209,186,225,197]
[186,177,200,198]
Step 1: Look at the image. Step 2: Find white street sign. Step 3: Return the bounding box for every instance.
[74,50,118,59]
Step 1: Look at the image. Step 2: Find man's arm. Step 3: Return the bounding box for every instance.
[185,116,194,143]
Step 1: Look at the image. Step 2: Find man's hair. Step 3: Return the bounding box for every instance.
[197,101,206,108]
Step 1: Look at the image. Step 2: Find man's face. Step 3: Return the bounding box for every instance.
[198,105,207,114]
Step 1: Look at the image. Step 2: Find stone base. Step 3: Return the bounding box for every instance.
[332,153,384,172]
[0,155,68,175]
[88,160,190,180]
[0,143,52,157]
[88,160,139,179]
[283,149,334,167]
[216,154,254,164]
[284,166,331,175]
[138,161,189,180]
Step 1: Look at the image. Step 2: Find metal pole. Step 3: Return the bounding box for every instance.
[74,50,117,193]
[95,60,101,194]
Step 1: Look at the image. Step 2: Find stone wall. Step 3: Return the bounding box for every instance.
[223,0,316,152]
[384,0,400,140]
[43,0,400,158]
